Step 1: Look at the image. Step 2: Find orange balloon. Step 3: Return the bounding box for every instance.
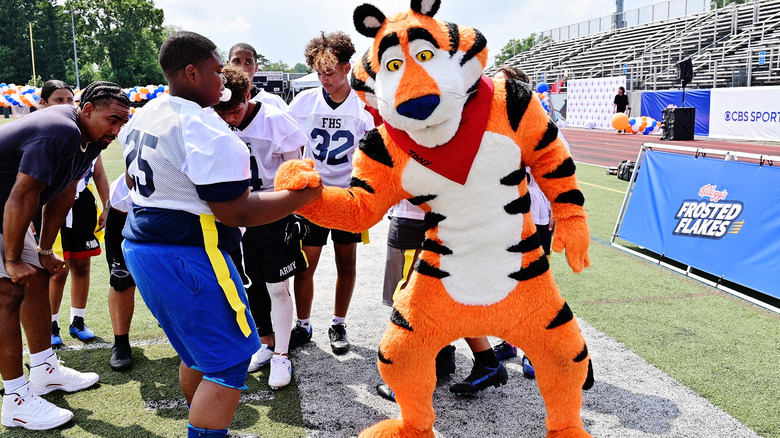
[611,113,630,130]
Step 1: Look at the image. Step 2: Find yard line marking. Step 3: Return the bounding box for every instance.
[144,390,275,410]
[579,181,625,194]
[580,291,720,305]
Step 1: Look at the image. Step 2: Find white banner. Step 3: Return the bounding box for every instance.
[567,76,626,129]
[709,86,780,142]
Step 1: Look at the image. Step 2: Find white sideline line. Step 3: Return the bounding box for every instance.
[24,338,172,355]
[144,390,275,411]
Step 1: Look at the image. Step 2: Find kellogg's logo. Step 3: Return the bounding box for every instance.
[673,184,744,239]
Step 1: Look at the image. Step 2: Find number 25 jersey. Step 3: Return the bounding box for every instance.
[288,87,374,188]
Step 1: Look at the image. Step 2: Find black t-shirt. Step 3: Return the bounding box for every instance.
[614,94,629,112]
[0,105,100,229]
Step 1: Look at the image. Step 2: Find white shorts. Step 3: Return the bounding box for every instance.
[0,228,44,279]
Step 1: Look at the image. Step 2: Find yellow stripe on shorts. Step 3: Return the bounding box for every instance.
[199,214,252,337]
[361,229,370,244]
[392,248,417,301]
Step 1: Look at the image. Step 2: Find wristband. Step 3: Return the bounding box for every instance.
[37,247,53,256]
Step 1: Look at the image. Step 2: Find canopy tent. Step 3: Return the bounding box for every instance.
[291,72,320,91]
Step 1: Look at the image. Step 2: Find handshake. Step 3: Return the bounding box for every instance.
[274,158,322,191]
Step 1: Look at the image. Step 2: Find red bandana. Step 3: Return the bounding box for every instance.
[383,76,494,185]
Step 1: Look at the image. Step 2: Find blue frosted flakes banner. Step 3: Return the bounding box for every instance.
[618,150,780,299]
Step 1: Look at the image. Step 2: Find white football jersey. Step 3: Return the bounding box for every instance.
[108,174,132,213]
[251,89,288,111]
[233,103,307,192]
[288,87,374,188]
[120,94,250,216]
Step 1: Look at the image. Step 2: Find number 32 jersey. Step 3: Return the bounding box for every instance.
[288,87,374,188]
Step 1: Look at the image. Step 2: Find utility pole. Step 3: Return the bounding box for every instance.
[29,23,36,87]
[66,10,80,90]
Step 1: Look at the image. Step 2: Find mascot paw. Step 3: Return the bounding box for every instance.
[274,158,322,191]
[552,216,591,273]
[546,427,593,438]
[359,419,434,438]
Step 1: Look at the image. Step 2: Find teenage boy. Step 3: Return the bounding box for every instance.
[287,31,374,355]
[228,43,288,110]
[120,31,320,438]
[0,81,129,430]
[214,66,310,389]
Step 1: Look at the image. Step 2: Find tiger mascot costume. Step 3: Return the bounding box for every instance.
[275,1,594,436]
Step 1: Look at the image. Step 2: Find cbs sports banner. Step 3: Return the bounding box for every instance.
[709,86,780,142]
[618,150,780,299]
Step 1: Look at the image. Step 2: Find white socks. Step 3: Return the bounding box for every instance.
[29,349,54,368]
[332,316,346,326]
[2,376,27,393]
[71,307,85,322]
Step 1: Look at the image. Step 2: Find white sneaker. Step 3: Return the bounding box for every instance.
[247,344,274,372]
[268,355,291,389]
[29,353,100,395]
[1,381,73,430]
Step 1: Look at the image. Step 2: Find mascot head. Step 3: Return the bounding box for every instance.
[351,0,488,148]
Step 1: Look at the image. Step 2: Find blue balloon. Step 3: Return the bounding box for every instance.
[536,82,549,93]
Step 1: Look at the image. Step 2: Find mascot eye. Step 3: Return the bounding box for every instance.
[386,59,404,72]
[415,50,434,62]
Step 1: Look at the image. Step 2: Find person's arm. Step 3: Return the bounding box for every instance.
[2,173,48,284]
[93,156,110,231]
[38,180,78,276]
[207,185,321,228]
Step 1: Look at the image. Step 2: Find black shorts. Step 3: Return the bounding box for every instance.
[60,188,101,260]
[301,217,363,247]
[387,217,427,250]
[241,215,309,284]
[104,207,135,291]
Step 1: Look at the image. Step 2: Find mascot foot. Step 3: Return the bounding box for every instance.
[547,427,593,438]
[359,419,434,438]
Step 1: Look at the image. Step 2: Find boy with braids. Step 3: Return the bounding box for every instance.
[0,81,129,430]
[120,31,320,438]
[214,66,310,389]
[287,31,374,355]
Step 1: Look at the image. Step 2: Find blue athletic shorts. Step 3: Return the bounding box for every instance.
[122,240,260,373]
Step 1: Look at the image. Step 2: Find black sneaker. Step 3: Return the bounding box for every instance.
[328,323,350,355]
[51,322,63,348]
[375,383,396,403]
[289,322,312,349]
[109,343,132,371]
[449,361,508,395]
[435,345,456,379]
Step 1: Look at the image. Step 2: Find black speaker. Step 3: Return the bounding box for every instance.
[676,59,694,84]
[661,107,695,140]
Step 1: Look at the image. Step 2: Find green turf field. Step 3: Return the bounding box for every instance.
[1,139,778,437]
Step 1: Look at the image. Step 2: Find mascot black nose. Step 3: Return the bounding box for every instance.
[397,95,440,120]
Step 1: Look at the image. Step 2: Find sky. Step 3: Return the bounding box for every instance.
[153,0,660,69]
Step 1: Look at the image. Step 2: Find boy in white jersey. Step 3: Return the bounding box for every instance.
[227,43,288,111]
[287,31,374,355]
[120,31,320,438]
[214,66,310,389]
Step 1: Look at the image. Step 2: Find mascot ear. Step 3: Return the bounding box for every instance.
[354,4,386,38]
[410,0,441,17]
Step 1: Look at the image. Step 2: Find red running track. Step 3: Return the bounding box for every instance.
[560,127,780,168]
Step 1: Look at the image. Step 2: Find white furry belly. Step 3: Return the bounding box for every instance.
[402,132,524,306]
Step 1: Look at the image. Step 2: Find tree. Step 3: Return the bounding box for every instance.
[493,34,550,67]
[65,0,166,86]
[256,54,270,70]
[263,60,290,72]
[293,63,309,73]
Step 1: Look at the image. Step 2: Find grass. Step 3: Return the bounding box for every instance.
[1,133,778,437]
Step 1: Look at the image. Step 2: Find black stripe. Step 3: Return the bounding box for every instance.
[424,211,446,228]
[445,22,459,57]
[504,192,531,215]
[350,76,374,95]
[415,259,450,278]
[349,177,375,194]
[358,129,394,168]
[459,28,487,66]
[507,233,541,253]
[573,344,588,363]
[500,168,526,186]
[583,359,594,390]
[390,308,413,331]
[505,79,533,131]
[543,157,576,179]
[409,194,436,205]
[378,349,392,364]
[407,27,440,49]
[554,190,585,206]
[362,50,376,80]
[508,253,549,282]
[546,302,574,330]
[535,120,559,151]
[466,78,480,96]
[422,239,452,255]
[378,32,400,63]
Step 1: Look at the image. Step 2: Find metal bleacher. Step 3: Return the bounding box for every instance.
[496,0,780,90]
